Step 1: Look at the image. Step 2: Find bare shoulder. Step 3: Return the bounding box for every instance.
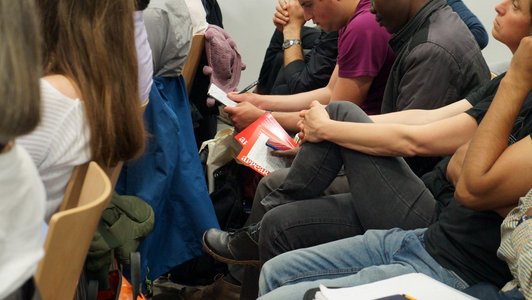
[42,74,82,100]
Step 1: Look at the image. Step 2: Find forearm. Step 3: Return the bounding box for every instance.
[318,115,475,157]
[272,111,301,132]
[370,99,472,125]
[319,121,418,156]
[281,32,337,94]
[282,26,304,67]
[266,86,331,112]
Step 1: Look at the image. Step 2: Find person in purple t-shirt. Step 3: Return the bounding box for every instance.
[224,0,394,133]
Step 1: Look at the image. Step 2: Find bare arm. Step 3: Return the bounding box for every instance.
[453,37,532,212]
[228,82,332,113]
[300,101,478,157]
[224,102,302,132]
[370,99,473,125]
[330,75,372,106]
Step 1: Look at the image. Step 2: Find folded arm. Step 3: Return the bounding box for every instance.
[453,37,532,213]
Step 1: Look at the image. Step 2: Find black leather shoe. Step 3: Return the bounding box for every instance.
[202,227,260,267]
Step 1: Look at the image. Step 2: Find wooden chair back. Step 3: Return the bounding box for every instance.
[35,162,112,300]
[182,34,205,94]
[60,161,121,211]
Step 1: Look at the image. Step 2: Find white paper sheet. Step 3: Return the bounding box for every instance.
[207,83,238,107]
[315,273,478,300]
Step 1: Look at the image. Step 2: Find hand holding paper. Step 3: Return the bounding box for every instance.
[208,83,238,107]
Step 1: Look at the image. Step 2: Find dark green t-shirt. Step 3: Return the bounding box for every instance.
[424,78,532,287]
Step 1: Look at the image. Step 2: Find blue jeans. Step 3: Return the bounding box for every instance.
[258,228,469,300]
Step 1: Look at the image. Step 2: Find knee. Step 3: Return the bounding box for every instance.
[326,101,372,123]
[258,258,280,296]
[256,168,288,200]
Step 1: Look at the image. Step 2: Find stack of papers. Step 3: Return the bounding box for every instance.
[207,83,238,107]
[314,273,478,300]
[234,113,297,176]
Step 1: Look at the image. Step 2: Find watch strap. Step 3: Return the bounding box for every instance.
[282,39,302,50]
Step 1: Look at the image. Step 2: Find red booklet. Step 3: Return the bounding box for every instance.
[235,112,297,176]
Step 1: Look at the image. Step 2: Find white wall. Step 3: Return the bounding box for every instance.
[220,0,512,89]
[219,0,278,89]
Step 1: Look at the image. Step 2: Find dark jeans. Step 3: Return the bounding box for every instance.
[240,102,438,300]
[258,102,436,261]
[239,168,350,300]
[464,282,525,300]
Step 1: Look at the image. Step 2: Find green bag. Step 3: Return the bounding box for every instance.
[86,192,155,288]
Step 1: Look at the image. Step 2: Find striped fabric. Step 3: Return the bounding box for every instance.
[498,189,532,299]
[17,79,91,221]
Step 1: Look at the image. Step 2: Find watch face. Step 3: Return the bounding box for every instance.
[282,39,301,49]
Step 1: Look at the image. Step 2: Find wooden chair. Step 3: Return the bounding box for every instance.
[182,33,205,94]
[59,163,90,211]
[35,162,112,300]
[59,161,123,211]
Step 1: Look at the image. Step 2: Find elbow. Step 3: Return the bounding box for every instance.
[454,180,486,210]
[401,144,419,157]
[400,138,426,157]
[396,129,433,157]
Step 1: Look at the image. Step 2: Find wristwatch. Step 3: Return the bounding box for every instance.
[282,39,302,50]
[517,208,532,226]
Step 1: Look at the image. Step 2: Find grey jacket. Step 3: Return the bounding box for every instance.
[381,0,490,113]
[143,0,192,77]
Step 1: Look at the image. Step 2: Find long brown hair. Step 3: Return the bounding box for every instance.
[38,0,145,167]
[0,0,41,142]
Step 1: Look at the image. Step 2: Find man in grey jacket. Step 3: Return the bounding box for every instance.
[374,0,490,175]
[377,0,489,113]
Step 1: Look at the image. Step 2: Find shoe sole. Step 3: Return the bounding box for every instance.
[202,232,261,268]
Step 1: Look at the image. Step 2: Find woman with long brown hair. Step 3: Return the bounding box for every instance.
[19,0,146,220]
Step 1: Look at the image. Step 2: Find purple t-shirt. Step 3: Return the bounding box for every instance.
[337,0,394,115]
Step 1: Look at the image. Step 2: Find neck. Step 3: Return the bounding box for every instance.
[409,0,429,19]
[345,0,360,20]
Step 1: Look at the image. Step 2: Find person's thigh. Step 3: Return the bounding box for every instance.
[342,150,437,230]
[258,229,468,300]
[259,193,362,262]
[302,101,438,230]
[326,102,437,230]
[248,168,349,225]
[259,229,419,296]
